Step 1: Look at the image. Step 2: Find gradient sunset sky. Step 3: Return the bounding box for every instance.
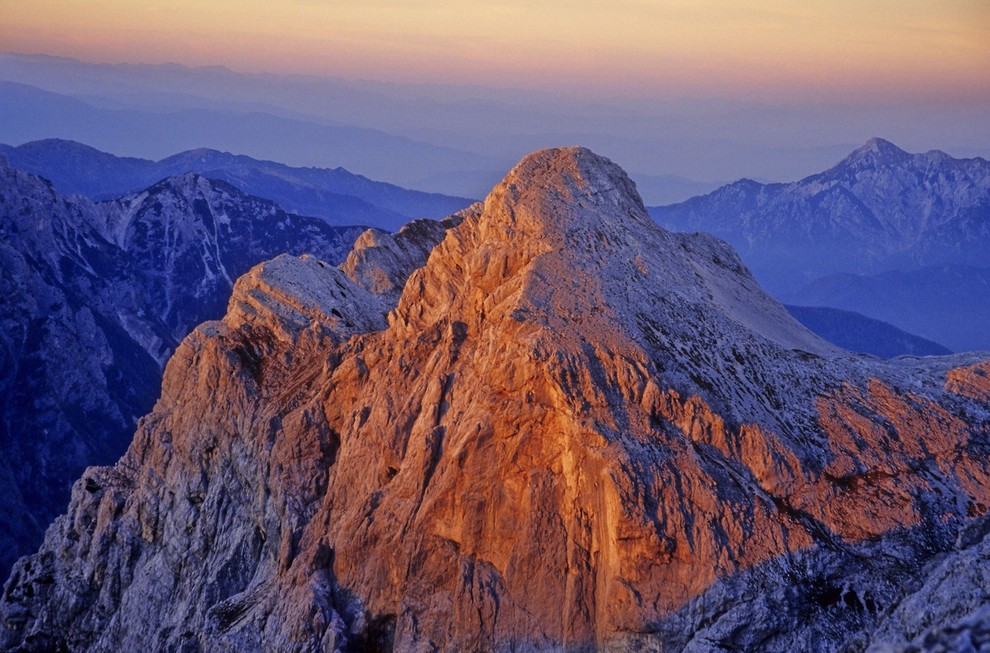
[3,0,988,101]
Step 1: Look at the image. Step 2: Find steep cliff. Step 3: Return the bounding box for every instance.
[0,160,362,576]
[3,148,989,651]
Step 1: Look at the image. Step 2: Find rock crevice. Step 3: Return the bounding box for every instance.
[3,147,990,652]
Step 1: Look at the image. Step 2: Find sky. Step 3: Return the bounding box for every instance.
[2,0,989,102]
[1,1,988,198]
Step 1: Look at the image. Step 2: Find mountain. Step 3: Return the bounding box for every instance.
[784,305,951,358]
[0,80,504,197]
[649,138,990,294]
[0,138,475,230]
[5,51,989,193]
[4,148,989,651]
[783,265,990,354]
[0,138,152,199]
[0,158,365,577]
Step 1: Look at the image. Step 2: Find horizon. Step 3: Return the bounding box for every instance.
[1,2,988,200]
[4,4,990,647]
[2,1,989,102]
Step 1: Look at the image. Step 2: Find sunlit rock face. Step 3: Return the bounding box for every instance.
[0,160,362,578]
[3,148,990,652]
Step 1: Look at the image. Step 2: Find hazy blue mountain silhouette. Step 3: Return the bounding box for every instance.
[783,266,990,353]
[651,138,990,291]
[784,305,951,358]
[0,137,474,231]
[651,138,990,351]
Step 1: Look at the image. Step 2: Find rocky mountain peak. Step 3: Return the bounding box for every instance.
[226,253,386,342]
[4,147,990,652]
[342,211,471,303]
[480,146,650,242]
[0,161,364,580]
[842,136,910,167]
[389,146,835,431]
[392,146,672,340]
[651,138,990,309]
[143,170,216,197]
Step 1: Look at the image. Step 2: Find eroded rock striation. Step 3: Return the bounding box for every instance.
[341,208,476,303]
[3,147,990,651]
[0,160,362,576]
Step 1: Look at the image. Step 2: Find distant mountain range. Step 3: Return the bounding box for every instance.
[0,138,474,231]
[0,159,364,576]
[0,78,507,198]
[5,147,989,651]
[1,137,951,355]
[784,305,951,358]
[11,51,955,205]
[651,138,990,351]
[783,265,990,353]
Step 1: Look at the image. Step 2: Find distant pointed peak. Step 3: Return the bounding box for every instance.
[846,137,909,163]
[861,136,904,152]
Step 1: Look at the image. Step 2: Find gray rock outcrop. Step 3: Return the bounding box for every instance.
[3,147,990,651]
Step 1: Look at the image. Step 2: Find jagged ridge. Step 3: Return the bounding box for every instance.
[3,147,990,652]
[0,138,476,230]
[650,138,990,291]
[0,159,362,577]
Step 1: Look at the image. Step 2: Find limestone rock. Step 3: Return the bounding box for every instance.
[3,147,990,651]
[0,159,362,577]
[342,210,475,305]
[227,254,387,340]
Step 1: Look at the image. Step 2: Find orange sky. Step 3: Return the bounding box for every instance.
[2,0,988,100]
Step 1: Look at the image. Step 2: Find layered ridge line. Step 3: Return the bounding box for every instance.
[2,147,989,652]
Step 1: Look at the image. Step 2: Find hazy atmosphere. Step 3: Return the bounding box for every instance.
[4,2,990,650]
[5,0,989,97]
[2,1,988,200]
